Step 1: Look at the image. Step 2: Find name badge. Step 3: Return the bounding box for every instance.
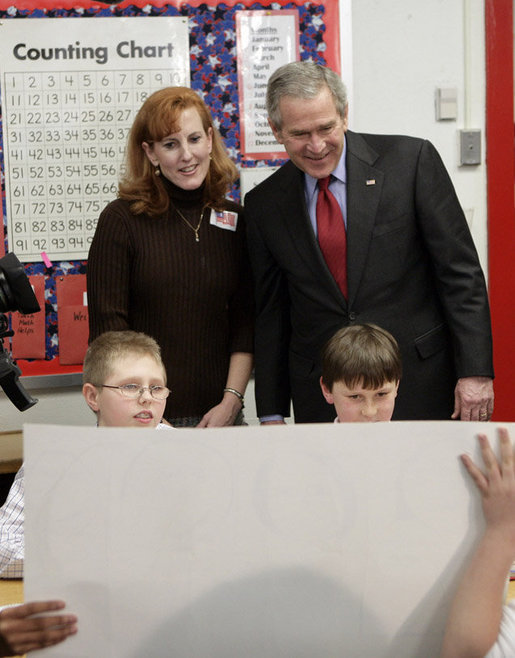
[210,209,238,232]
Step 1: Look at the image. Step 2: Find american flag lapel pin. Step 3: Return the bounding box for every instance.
[366,179,376,186]
[210,209,238,231]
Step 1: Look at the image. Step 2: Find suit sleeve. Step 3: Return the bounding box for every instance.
[414,139,494,378]
[245,192,293,418]
[87,203,133,342]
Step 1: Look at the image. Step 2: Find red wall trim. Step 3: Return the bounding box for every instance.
[486,0,515,420]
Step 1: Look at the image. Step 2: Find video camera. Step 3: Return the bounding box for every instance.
[0,253,40,411]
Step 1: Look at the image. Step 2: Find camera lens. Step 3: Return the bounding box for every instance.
[0,253,40,314]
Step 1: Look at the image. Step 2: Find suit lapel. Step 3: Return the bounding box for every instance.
[345,131,384,305]
[273,134,385,308]
[275,162,346,303]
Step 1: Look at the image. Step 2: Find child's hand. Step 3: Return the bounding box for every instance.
[461,428,515,544]
[0,600,77,656]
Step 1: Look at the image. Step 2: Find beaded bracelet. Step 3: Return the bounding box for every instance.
[223,387,245,409]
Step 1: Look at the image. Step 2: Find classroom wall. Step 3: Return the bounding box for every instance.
[0,381,261,432]
[349,0,488,274]
[0,0,490,433]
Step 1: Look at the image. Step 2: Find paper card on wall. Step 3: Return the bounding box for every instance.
[236,10,300,159]
[56,274,87,306]
[56,274,88,365]
[57,305,88,365]
[24,421,513,657]
[240,166,280,199]
[10,275,45,359]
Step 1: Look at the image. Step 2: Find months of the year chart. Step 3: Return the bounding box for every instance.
[3,68,186,261]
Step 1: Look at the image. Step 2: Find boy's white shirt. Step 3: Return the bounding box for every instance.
[0,465,24,579]
[485,599,515,657]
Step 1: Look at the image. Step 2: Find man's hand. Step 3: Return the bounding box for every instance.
[452,376,494,421]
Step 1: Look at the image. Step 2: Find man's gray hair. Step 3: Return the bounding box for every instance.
[266,61,348,130]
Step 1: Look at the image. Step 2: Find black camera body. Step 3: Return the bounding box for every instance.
[0,253,40,411]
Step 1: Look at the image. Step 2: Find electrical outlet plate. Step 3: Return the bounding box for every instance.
[459,130,481,165]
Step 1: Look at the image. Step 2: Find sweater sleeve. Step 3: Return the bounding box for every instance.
[87,201,133,341]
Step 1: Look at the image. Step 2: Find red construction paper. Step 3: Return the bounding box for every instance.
[57,305,89,365]
[11,275,46,359]
[56,274,88,365]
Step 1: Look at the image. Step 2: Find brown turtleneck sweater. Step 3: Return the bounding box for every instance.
[87,182,254,419]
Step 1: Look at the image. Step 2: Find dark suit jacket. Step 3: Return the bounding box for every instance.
[245,131,494,422]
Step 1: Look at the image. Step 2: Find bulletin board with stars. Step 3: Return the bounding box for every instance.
[0,0,340,377]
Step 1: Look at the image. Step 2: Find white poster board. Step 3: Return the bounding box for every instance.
[23,421,510,657]
[0,17,189,262]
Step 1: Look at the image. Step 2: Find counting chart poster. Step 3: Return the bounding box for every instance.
[2,17,190,263]
[0,0,341,376]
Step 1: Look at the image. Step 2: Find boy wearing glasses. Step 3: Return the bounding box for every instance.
[1,330,173,576]
[0,331,171,655]
[81,330,172,429]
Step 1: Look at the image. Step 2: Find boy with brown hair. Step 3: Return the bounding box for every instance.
[320,323,402,422]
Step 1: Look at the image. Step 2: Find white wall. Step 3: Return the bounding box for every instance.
[0,384,93,434]
[347,0,488,273]
[0,0,488,433]
[0,380,260,434]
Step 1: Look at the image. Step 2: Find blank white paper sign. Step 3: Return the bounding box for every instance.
[23,421,512,657]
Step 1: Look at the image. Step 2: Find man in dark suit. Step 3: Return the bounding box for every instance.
[245,61,494,424]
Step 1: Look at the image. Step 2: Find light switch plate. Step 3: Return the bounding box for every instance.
[435,87,458,120]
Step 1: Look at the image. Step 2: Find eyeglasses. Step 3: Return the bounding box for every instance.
[98,384,170,400]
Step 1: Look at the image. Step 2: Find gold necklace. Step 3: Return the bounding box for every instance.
[174,205,206,243]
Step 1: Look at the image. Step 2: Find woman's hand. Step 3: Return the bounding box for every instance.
[196,352,252,427]
[196,394,242,427]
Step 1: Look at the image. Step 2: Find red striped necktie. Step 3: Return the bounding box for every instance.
[316,175,348,298]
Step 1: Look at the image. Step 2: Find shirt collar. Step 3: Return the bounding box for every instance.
[305,137,347,200]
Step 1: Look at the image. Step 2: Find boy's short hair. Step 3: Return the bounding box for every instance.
[321,324,402,391]
[83,331,166,386]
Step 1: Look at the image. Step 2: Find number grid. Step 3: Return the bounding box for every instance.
[2,68,182,262]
